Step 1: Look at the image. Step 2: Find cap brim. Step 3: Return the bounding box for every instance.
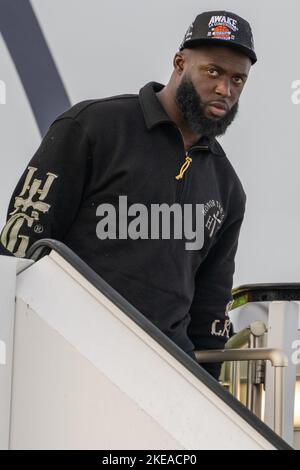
[180,38,257,64]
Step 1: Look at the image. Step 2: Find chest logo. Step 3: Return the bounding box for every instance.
[203,200,225,238]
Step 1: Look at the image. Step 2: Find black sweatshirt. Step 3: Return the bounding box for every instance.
[0,82,246,377]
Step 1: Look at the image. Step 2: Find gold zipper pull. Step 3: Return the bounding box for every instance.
[175,155,192,180]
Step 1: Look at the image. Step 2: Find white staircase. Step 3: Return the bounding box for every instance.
[0,248,290,449]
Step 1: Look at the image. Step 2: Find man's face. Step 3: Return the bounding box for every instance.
[175,45,251,137]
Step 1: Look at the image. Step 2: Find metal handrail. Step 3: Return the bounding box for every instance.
[226,327,251,349]
[195,348,288,367]
[195,347,288,436]
[225,321,267,350]
[221,322,268,418]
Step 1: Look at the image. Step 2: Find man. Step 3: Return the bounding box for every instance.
[0,11,256,379]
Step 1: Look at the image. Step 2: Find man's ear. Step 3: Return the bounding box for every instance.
[173,52,185,75]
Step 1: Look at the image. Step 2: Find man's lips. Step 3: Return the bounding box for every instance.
[206,102,229,118]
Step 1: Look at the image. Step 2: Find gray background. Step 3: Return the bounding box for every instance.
[0,0,299,287]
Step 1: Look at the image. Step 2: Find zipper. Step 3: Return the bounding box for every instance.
[173,122,210,202]
[175,154,192,180]
[175,145,209,180]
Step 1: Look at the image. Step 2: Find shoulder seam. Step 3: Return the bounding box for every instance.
[51,94,138,151]
[68,94,138,120]
[50,116,93,153]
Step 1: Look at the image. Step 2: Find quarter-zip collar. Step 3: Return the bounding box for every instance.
[139,81,225,158]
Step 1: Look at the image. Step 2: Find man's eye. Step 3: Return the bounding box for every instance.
[233,76,244,85]
[207,69,219,77]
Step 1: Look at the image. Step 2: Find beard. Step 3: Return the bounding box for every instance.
[175,75,239,138]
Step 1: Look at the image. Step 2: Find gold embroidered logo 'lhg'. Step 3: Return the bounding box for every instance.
[1,167,58,257]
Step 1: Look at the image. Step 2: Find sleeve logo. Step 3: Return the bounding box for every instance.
[0,166,58,257]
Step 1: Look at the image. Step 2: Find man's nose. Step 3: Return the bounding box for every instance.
[215,79,232,98]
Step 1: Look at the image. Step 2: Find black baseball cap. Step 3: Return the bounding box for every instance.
[179,11,257,64]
